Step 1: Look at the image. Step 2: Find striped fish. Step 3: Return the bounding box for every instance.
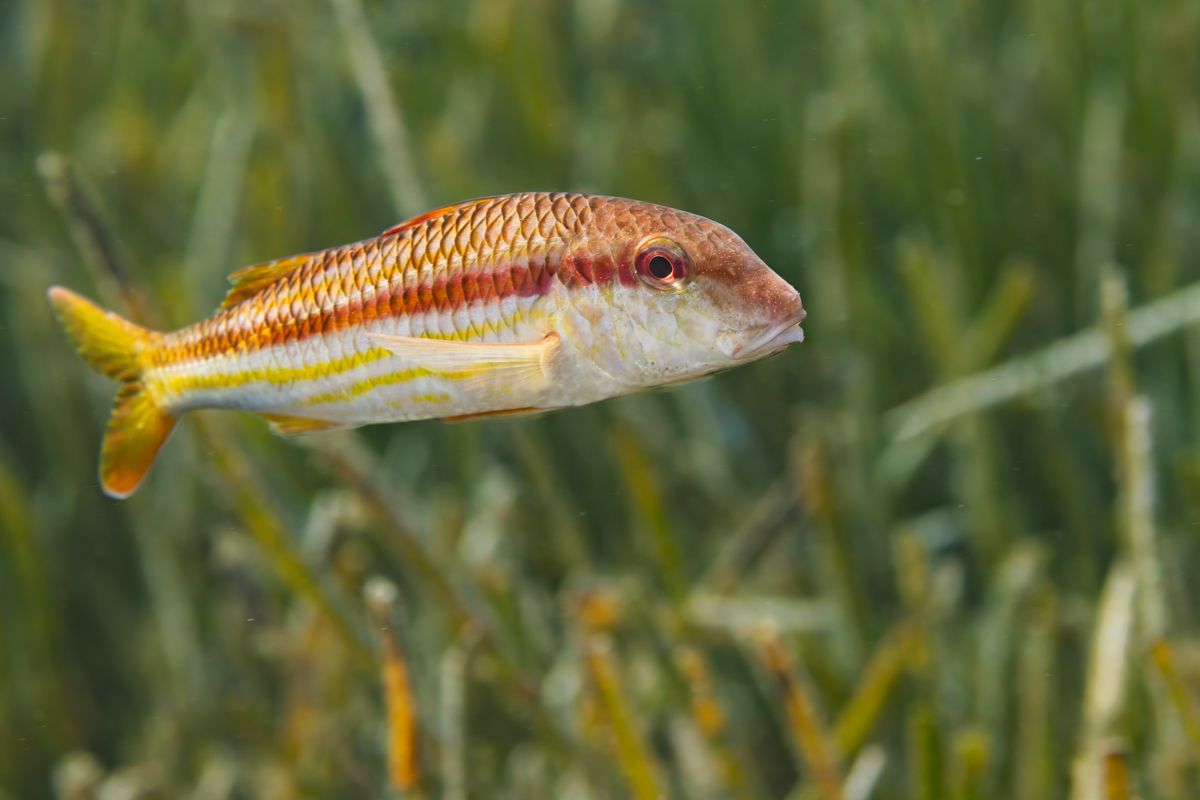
[48,192,806,498]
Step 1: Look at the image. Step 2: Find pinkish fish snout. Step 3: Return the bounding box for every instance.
[723,262,806,359]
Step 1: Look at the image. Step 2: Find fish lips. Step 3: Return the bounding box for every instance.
[726,309,807,360]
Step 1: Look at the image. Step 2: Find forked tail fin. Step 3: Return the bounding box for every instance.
[46,286,176,499]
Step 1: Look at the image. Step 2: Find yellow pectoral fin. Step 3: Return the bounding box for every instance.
[261,413,352,437]
[363,332,559,397]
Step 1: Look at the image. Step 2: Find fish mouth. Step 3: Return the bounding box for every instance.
[731,312,807,359]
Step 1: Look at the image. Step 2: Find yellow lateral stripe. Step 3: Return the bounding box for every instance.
[156,308,528,397]
[403,393,452,406]
[301,367,490,407]
[156,347,394,396]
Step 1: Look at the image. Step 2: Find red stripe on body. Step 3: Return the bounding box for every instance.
[150,193,636,369]
[154,256,572,368]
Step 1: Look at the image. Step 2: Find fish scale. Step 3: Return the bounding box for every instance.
[145,194,579,417]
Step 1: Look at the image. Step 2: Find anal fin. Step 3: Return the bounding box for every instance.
[440,406,545,424]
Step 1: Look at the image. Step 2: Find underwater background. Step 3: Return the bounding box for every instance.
[3,0,1200,797]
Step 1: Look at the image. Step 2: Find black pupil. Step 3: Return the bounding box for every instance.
[647,255,674,280]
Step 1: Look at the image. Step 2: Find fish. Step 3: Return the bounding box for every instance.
[47,192,806,498]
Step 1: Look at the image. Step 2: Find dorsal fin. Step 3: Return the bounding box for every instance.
[380,197,493,238]
[220,252,315,310]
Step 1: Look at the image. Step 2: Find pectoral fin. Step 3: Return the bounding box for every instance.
[364,332,558,398]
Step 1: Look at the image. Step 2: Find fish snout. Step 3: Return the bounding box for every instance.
[723,269,806,358]
[778,285,806,327]
[738,266,805,322]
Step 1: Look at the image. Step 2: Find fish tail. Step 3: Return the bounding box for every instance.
[46,286,176,499]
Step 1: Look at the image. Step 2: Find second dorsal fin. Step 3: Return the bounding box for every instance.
[380,196,494,238]
[220,252,315,310]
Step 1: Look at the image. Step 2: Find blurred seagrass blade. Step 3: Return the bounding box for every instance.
[510,425,589,571]
[1100,269,1190,792]
[1015,585,1058,800]
[840,745,886,800]
[1070,563,1136,800]
[439,634,475,800]
[832,620,918,759]
[686,592,836,637]
[700,479,797,594]
[581,632,663,800]
[182,110,256,301]
[885,277,1200,443]
[893,244,1031,559]
[36,152,158,327]
[1148,641,1200,767]
[672,644,751,797]
[365,577,423,796]
[1074,83,1125,321]
[328,0,426,217]
[611,424,686,603]
[753,628,845,800]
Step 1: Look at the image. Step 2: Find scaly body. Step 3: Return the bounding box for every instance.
[49,192,806,497]
[150,193,603,425]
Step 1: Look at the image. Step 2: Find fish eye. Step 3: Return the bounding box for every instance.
[648,255,673,280]
[634,239,689,289]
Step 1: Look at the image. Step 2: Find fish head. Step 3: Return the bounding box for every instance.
[564,199,806,390]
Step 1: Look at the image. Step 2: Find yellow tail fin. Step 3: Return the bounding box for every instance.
[46,286,177,499]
